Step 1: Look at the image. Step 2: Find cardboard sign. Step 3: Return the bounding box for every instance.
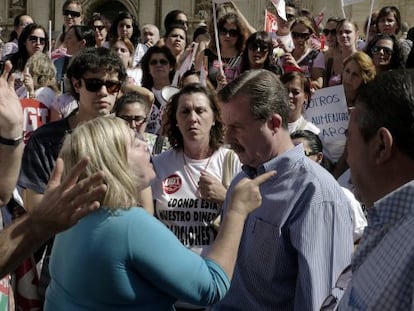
[305,85,349,161]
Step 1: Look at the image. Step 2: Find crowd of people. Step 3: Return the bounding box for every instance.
[1,0,414,310]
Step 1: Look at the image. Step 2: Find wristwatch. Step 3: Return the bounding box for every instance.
[0,134,23,146]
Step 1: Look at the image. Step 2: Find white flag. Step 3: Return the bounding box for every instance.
[271,0,286,21]
[342,0,365,7]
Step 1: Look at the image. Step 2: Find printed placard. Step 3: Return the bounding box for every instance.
[305,84,349,143]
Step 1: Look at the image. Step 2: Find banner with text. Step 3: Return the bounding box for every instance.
[305,84,349,143]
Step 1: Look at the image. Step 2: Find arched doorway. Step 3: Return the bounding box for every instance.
[82,0,139,24]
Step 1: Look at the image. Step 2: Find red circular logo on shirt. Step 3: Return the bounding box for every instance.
[163,174,182,194]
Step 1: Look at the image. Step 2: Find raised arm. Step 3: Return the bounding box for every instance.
[0,61,24,206]
[205,171,275,278]
[0,158,107,278]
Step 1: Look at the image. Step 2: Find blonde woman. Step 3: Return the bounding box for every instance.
[44,116,274,310]
[18,52,61,121]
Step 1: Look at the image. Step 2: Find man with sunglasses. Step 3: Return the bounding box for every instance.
[18,47,127,302]
[269,0,298,54]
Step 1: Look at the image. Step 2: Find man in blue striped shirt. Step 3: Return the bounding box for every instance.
[336,69,414,310]
[211,69,353,310]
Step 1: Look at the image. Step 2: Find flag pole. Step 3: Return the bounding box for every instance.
[365,0,376,41]
[212,0,225,77]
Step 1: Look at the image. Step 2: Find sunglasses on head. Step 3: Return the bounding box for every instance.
[28,35,46,45]
[93,25,105,31]
[322,28,336,36]
[149,59,169,66]
[81,78,121,94]
[219,27,239,37]
[291,32,310,40]
[248,43,269,52]
[371,45,393,56]
[118,115,147,125]
[63,9,81,18]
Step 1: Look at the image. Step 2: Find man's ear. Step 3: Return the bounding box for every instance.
[374,127,393,164]
[268,114,283,134]
[72,78,81,92]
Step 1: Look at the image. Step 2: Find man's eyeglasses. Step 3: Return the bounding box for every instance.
[291,32,311,40]
[322,29,337,36]
[248,43,269,53]
[371,45,393,56]
[219,27,240,37]
[28,36,46,45]
[81,78,122,94]
[93,25,106,31]
[320,265,352,311]
[63,9,81,18]
[149,59,169,66]
[118,115,147,126]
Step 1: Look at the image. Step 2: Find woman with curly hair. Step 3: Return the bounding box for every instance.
[151,83,241,263]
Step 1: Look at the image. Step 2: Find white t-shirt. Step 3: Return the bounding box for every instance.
[151,147,241,255]
[289,115,321,135]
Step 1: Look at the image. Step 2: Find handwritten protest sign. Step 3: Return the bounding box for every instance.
[305,85,349,161]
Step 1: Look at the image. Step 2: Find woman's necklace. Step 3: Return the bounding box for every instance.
[182,151,213,197]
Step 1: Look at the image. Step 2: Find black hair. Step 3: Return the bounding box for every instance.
[109,11,140,47]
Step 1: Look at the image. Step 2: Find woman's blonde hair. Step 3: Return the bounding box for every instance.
[25,52,59,92]
[60,116,141,210]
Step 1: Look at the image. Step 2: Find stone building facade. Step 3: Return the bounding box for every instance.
[0,0,413,42]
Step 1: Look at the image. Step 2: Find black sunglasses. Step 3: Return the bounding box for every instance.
[28,35,46,45]
[291,32,310,40]
[219,27,239,37]
[93,25,105,31]
[371,45,393,56]
[322,29,337,36]
[63,9,81,18]
[248,43,269,53]
[81,78,121,94]
[149,59,169,66]
[118,115,147,125]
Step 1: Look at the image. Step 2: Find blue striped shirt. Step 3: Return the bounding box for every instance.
[210,144,353,311]
[338,180,414,310]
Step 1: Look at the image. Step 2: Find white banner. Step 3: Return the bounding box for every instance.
[342,0,365,7]
[305,85,349,161]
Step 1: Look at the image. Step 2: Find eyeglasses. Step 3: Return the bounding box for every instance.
[291,32,311,40]
[81,78,122,94]
[322,29,337,36]
[248,43,269,53]
[320,265,352,311]
[118,115,147,125]
[219,27,240,37]
[149,59,169,66]
[28,35,46,45]
[93,25,105,31]
[63,9,81,18]
[371,45,393,56]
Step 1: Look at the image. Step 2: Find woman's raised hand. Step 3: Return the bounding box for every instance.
[228,171,276,216]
